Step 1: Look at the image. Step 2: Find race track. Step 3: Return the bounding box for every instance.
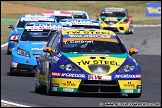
[1,27,161,107]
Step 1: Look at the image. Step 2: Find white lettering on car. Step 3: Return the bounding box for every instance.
[61,73,86,78]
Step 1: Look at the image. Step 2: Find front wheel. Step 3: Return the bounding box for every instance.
[34,67,46,93]
[8,67,16,76]
[7,46,11,55]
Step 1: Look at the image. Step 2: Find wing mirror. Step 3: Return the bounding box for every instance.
[128,15,132,18]
[9,35,19,42]
[43,47,52,52]
[8,25,15,30]
[95,14,99,17]
[129,48,138,56]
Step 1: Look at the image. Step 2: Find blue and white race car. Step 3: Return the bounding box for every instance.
[59,19,102,29]
[9,22,70,76]
[7,14,57,54]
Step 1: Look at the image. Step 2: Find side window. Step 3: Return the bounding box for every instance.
[51,33,59,52]
[46,31,58,47]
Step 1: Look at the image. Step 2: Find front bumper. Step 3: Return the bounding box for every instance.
[10,61,36,73]
[50,78,141,94]
[103,24,132,34]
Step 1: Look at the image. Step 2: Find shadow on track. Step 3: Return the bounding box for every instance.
[29,91,128,98]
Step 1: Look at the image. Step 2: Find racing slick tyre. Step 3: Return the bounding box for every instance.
[34,67,46,93]
[7,46,11,55]
[8,67,17,76]
[47,67,52,96]
[128,93,141,98]
[129,29,133,34]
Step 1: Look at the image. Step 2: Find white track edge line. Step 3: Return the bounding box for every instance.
[1,100,32,107]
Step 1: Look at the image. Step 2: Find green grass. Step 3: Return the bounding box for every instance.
[3,1,161,24]
[1,1,161,44]
[1,18,17,44]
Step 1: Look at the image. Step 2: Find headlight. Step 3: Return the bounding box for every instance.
[119,65,135,72]
[59,64,79,71]
[18,47,30,57]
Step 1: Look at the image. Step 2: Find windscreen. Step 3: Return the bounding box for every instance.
[17,21,54,28]
[71,25,100,29]
[100,11,126,17]
[20,30,56,41]
[73,15,87,19]
[55,16,72,22]
[61,39,126,54]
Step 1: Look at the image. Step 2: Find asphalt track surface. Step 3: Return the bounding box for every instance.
[1,27,161,107]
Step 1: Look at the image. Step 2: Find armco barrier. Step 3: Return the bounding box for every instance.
[146,3,161,17]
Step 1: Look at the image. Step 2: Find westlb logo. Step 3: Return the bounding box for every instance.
[146,3,161,17]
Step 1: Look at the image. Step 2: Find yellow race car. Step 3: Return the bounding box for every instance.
[95,7,134,34]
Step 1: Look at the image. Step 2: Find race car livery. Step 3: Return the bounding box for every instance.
[43,10,74,22]
[67,10,90,19]
[35,29,142,98]
[95,7,133,34]
[59,19,102,29]
[7,14,57,54]
[9,22,70,76]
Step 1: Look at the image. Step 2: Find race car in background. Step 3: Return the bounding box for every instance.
[7,14,57,54]
[67,10,90,19]
[95,7,133,34]
[43,10,74,22]
[34,29,142,98]
[59,19,102,29]
[9,22,70,76]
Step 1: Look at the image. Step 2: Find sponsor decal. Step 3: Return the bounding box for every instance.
[135,74,141,78]
[62,30,115,35]
[64,40,93,44]
[61,73,86,78]
[124,82,135,88]
[88,75,112,80]
[88,75,102,80]
[62,81,76,86]
[52,84,59,87]
[114,74,141,78]
[69,34,111,38]
[63,88,74,92]
[32,48,43,50]
[124,89,133,93]
[76,60,120,66]
[52,87,58,91]
[52,72,61,76]
[146,3,161,17]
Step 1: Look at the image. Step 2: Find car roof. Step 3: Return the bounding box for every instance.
[60,19,98,22]
[26,22,63,26]
[24,22,70,30]
[43,10,73,16]
[20,14,55,18]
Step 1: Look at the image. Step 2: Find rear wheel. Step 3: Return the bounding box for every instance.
[47,67,52,96]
